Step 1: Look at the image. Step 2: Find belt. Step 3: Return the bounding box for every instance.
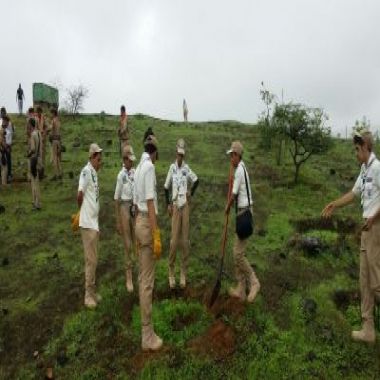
[238,206,250,211]
[120,199,132,204]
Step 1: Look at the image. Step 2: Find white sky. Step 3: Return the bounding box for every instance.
[1,0,380,135]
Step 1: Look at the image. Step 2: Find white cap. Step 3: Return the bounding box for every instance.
[89,143,103,158]
[122,145,136,161]
[176,138,185,155]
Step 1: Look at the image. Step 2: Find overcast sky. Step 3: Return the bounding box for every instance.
[1,0,380,135]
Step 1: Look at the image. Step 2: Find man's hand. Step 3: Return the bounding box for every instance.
[167,204,173,217]
[152,228,162,259]
[321,202,336,218]
[77,191,84,208]
[363,216,375,231]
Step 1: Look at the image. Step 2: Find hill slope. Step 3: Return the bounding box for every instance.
[1,114,379,379]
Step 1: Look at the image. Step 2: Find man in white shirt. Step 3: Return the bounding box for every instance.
[114,145,136,292]
[134,134,163,351]
[164,138,199,289]
[77,143,103,309]
[225,141,260,303]
[322,130,380,343]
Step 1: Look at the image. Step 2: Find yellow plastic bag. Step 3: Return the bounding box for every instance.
[152,228,162,259]
[71,211,80,233]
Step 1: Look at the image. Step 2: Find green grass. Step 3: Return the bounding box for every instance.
[1,113,380,379]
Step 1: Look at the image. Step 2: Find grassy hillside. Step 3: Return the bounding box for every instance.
[1,113,380,379]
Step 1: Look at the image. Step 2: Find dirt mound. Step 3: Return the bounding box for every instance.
[208,295,246,319]
[188,319,236,360]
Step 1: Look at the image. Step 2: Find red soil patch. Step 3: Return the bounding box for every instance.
[188,319,236,360]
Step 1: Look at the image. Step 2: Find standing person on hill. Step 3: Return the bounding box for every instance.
[164,138,199,289]
[25,108,36,180]
[0,120,7,186]
[118,105,129,155]
[322,129,380,343]
[3,116,13,183]
[134,134,163,351]
[28,118,43,209]
[114,145,136,292]
[48,108,62,180]
[16,84,25,115]
[77,143,103,309]
[225,141,260,303]
[36,107,47,175]
[183,99,188,122]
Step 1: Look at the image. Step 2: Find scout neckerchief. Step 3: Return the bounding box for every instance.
[361,154,376,209]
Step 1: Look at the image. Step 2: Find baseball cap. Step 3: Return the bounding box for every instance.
[89,143,103,157]
[176,138,185,155]
[226,141,243,156]
[122,145,136,161]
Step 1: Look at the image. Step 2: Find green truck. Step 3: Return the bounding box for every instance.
[33,83,59,109]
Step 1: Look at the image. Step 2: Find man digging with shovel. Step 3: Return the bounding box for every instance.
[225,141,260,303]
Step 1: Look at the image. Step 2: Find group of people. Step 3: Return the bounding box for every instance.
[25,106,63,209]
[77,105,260,350]
[2,99,379,351]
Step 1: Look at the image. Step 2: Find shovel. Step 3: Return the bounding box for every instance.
[209,164,233,307]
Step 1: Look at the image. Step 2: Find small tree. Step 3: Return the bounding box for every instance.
[258,82,276,149]
[273,103,332,184]
[64,85,89,117]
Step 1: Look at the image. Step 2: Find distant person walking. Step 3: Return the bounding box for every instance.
[48,109,62,180]
[183,99,188,122]
[164,138,199,289]
[225,141,260,303]
[36,107,47,174]
[114,145,136,292]
[28,119,43,209]
[16,84,25,115]
[134,134,163,351]
[322,129,380,343]
[118,105,129,154]
[77,143,103,308]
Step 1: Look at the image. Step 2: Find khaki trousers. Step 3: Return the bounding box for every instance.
[360,220,380,321]
[136,214,155,327]
[81,228,99,299]
[31,175,41,207]
[169,203,190,276]
[41,136,47,169]
[52,140,62,176]
[120,202,134,271]
[233,234,258,287]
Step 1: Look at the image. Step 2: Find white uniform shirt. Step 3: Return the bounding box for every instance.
[233,161,253,208]
[114,167,135,201]
[78,162,100,231]
[5,124,13,146]
[134,152,158,214]
[164,161,198,208]
[352,152,380,218]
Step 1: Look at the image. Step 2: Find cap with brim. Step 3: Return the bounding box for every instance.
[226,141,243,156]
[89,143,103,157]
[177,147,185,155]
[122,145,136,161]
